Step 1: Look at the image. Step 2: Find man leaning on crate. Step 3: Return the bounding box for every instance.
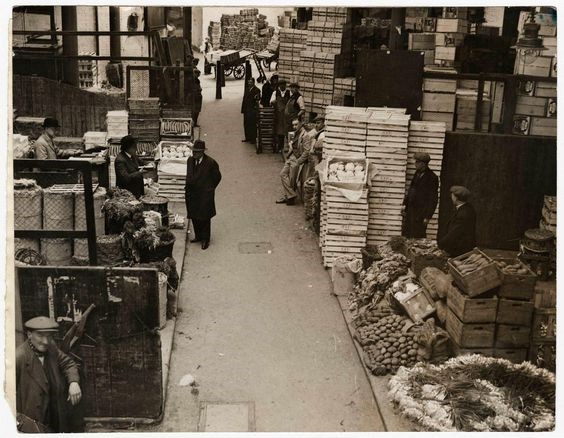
[33,118,82,160]
[438,185,477,257]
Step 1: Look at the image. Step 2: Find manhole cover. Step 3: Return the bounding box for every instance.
[238,242,273,254]
[198,401,255,432]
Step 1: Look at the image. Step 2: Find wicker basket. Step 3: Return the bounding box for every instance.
[140,195,169,227]
[15,248,46,266]
[43,189,74,230]
[97,234,125,266]
[14,185,43,230]
[75,187,107,232]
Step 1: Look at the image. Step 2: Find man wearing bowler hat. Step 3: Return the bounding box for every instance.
[16,316,83,433]
[402,151,439,238]
[34,118,82,160]
[438,185,477,257]
[114,134,147,198]
[184,140,222,250]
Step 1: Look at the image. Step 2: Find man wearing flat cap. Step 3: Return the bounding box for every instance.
[402,152,439,238]
[185,140,222,250]
[438,185,477,257]
[285,83,306,134]
[16,316,83,433]
[34,118,82,160]
[114,134,147,198]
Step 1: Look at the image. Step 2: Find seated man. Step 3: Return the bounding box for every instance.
[276,117,305,205]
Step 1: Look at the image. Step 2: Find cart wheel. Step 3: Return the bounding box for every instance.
[224,67,233,77]
[233,65,245,79]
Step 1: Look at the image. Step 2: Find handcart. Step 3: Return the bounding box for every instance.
[255,48,279,71]
[211,48,268,82]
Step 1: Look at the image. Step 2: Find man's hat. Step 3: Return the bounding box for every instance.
[120,135,137,151]
[193,140,206,151]
[414,152,431,163]
[450,185,471,201]
[43,117,60,129]
[313,115,325,122]
[24,316,59,333]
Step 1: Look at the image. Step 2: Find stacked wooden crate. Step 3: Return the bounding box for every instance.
[106,110,129,140]
[83,132,107,151]
[257,107,275,153]
[434,8,469,68]
[421,68,457,130]
[514,11,556,78]
[366,111,410,246]
[408,33,435,66]
[128,98,161,142]
[278,28,308,83]
[322,186,368,268]
[405,7,429,32]
[323,107,369,160]
[156,140,192,200]
[332,77,356,106]
[78,53,96,89]
[455,85,491,132]
[513,80,557,137]
[406,121,446,239]
[540,195,556,234]
[208,21,221,49]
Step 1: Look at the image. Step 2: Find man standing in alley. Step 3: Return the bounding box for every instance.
[193,69,203,127]
[438,185,477,257]
[276,117,304,205]
[185,140,222,250]
[16,316,83,433]
[270,80,291,153]
[401,152,439,238]
[34,118,82,160]
[241,77,261,144]
[260,74,278,108]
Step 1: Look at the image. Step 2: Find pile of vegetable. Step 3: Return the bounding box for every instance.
[160,141,192,159]
[327,160,366,182]
[388,355,555,432]
[451,252,491,274]
[103,188,143,225]
[349,253,411,313]
[495,259,531,275]
[355,312,421,375]
[406,239,446,257]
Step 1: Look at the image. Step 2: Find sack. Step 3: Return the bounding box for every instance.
[331,256,363,296]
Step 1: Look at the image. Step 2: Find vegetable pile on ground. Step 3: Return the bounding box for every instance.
[388,355,555,432]
[495,259,531,275]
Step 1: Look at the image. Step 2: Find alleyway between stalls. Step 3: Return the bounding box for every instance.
[154,58,386,432]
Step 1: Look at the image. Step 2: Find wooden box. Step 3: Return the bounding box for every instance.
[422,92,456,113]
[448,249,502,297]
[435,32,465,47]
[423,78,457,93]
[421,111,454,130]
[436,18,468,33]
[408,33,436,50]
[447,284,498,323]
[442,7,468,19]
[530,117,557,137]
[495,324,531,348]
[531,308,556,342]
[496,299,534,326]
[397,287,436,322]
[515,95,548,117]
[451,339,494,357]
[515,54,552,77]
[493,348,528,364]
[446,308,496,348]
[495,258,537,300]
[435,46,457,62]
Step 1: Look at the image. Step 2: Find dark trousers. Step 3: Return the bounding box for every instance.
[276,134,285,152]
[402,208,428,238]
[193,111,200,126]
[192,218,211,242]
[243,111,257,143]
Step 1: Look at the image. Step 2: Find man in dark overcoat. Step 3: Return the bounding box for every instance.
[241,77,261,144]
[402,152,439,238]
[16,316,83,433]
[260,74,278,107]
[438,185,477,257]
[114,135,147,198]
[184,140,222,250]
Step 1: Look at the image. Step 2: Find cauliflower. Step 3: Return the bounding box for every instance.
[345,162,355,172]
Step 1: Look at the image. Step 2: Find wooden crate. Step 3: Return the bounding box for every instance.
[422,92,456,112]
[397,287,436,322]
[495,324,531,348]
[530,117,557,137]
[436,18,468,33]
[447,284,498,323]
[408,33,436,50]
[423,78,457,93]
[446,308,495,348]
[448,248,502,297]
[435,46,457,62]
[533,281,556,308]
[496,299,534,326]
[515,95,548,117]
[493,348,528,364]
[435,32,465,47]
[451,339,494,357]
[531,307,556,342]
[496,262,537,301]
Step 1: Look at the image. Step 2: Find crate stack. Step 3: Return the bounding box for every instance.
[530,281,556,372]
[446,249,502,358]
[408,33,436,66]
[257,107,275,153]
[219,10,272,51]
[434,8,469,68]
[83,132,107,151]
[106,110,129,140]
[208,22,221,49]
[366,111,410,246]
[78,52,97,88]
[421,68,457,130]
[514,11,556,79]
[277,28,308,83]
[455,80,492,132]
[321,186,368,268]
[332,77,356,106]
[128,98,161,142]
[278,11,293,28]
[406,121,446,239]
[323,107,369,160]
[540,195,556,234]
[513,79,556,137]
[405,7,430,32]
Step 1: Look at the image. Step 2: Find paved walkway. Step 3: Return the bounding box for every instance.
[156,61,385,432]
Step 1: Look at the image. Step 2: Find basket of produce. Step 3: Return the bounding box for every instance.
[493,258,537,300]
[325,157,368,184]
[448,248,501,297]
[140,194,169,227]
[522,228,555,253]
[388,354,555,431]
[160,118,192,138]
[406,238,449,276]
[136,227,176,263]
[103,188,143,234]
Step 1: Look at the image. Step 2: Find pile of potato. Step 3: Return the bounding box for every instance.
[495,260,531,275]
[451,252,491,274]
[355,314,420,375]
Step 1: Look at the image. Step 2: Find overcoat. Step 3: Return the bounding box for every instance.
[404,168,439,221]
[34,134,72,160]
[114,151,144,198]
[184,154,222,220]
[272,89,290,135]
[438,203,477,257]
[241,85,261,114]
[16,341,80,433]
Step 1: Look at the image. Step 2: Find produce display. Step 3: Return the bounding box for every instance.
[451,252,491,274]
[327,160,366,183]
[389,355,555,431]
[495,259,531,275]
[355,313,421,375]
[160,141,193,159]
[406,239,445,257]
[160,119,192,137]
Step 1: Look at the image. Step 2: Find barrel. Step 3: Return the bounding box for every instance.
[14,185,42,230]
[41,238,72,266]
[96,234,124,266]
[140,195,169,226]
[43,189,74,230]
